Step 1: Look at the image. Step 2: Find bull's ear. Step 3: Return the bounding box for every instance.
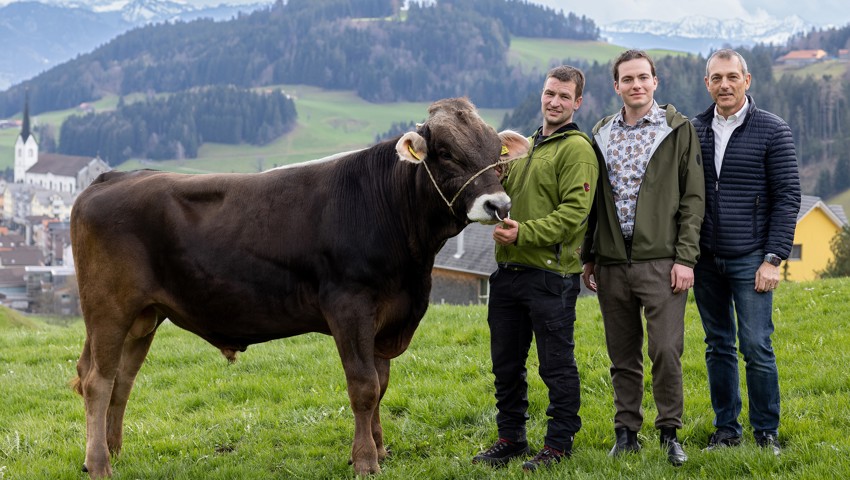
[396,131,427,164]
[498,130,531,161]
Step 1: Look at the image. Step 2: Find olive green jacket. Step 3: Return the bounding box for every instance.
[581,104,705,267]
[495,123,599,276]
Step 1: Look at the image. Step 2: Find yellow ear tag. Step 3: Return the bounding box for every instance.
[501,145,509,156]
[408,144,421,161]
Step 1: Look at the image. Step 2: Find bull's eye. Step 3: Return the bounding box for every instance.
[438,150,453,162]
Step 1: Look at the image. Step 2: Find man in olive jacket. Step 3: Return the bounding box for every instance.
[580,50,704,466]
[473,65,598,472]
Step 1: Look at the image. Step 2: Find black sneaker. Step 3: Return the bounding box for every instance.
[755,432,781,456]
[522,445,569,472]
[704,430,743,451]
[472,438,530,467]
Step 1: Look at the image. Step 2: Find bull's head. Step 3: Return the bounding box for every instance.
[395,98,530,224]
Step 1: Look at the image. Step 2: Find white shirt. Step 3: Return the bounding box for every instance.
[712,98,749,177]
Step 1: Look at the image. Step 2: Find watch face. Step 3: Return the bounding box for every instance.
[765,254,781,266]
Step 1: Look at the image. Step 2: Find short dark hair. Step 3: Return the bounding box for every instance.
[546,65,585,98]
[612,49,656,82]
[706,48,749,77]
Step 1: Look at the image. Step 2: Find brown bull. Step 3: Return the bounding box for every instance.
[70,98,530,477]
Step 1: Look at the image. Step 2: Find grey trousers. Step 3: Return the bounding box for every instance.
[595,259,687,431]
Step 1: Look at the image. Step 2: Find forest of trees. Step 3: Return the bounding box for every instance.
[0,0,598,116]
[58,86,296,165]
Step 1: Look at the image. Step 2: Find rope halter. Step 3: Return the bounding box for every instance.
[409,144,515,216]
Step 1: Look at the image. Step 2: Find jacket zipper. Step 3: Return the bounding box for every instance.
[753,195,760,238]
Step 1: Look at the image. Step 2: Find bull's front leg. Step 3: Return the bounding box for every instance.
[326,300,382,475]
[338,348,381,474]
[373,356,391,461]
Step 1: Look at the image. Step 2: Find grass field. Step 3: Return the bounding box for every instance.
[507,37,690,75]
[1,277,849,479]
[775,59,850,80]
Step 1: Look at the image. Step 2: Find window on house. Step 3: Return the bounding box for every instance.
[789,244,802,261]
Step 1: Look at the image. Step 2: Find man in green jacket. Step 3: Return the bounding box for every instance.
[580,50,704,466]
[473,65,598,472]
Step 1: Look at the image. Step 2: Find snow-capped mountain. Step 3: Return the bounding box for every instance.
[602,15,815,54]
[37,0,267,23]
[0,0,269,90]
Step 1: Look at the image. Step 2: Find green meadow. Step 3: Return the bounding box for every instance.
[1,278,849,479]
[507,37,690,74]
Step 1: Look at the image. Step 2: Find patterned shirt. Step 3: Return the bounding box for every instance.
[605,102,666,238]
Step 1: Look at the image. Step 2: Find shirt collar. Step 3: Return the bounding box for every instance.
[714,97,749,123]
[615,101,664,127]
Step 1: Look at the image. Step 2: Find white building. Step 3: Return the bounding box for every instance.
[6,95,110,221]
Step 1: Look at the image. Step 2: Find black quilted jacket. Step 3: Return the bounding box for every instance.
[691,95,801,259]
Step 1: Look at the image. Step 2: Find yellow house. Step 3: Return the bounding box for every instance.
[784,195,848,281]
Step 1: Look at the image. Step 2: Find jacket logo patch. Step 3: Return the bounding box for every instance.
[584,182,590,192]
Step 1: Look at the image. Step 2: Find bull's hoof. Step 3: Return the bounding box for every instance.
[82,464,88,473]
[353,461,381,475]
[377,446,391,461]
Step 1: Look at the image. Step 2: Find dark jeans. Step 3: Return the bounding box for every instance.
[694,251,780,437]
[487,267,582,451]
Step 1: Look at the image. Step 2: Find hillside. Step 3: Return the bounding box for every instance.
[0,305,39,329]
[0,86,509,174]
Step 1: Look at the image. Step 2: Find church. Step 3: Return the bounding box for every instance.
[13,96,110,195]
[5,95,110,222]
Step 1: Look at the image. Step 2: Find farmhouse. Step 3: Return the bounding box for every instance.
[783,194,848,281]
[776,49,828,66]
[431,223,497,305]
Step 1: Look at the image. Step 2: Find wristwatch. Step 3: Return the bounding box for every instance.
[763,253,782,267]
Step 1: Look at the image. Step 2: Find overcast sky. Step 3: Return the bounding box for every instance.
[532,0,850,27]
[2,0,848,28]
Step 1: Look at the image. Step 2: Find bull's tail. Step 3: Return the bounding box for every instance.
[69,376,83,396]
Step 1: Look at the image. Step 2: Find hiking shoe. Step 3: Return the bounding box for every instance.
[704,429,742,451]
[755,432,781,456]
[522,445,569,471]
[472,438,529,467]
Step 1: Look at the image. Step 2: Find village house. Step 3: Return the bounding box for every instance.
[783,194,848,281]
[777,49,828,66]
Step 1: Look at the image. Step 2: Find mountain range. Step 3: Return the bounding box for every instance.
[0,0,821,91]
[601,15,816,55]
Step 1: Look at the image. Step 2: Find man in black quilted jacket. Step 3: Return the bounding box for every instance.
[691,48,801,456]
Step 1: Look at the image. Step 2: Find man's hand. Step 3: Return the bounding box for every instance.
[670,264,694,294]
[493,218,519,246]
[755,263,781,292]
[581,262,597,292]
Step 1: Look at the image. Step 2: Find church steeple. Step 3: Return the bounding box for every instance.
[14,89,38,184]
[20,89,31,143]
